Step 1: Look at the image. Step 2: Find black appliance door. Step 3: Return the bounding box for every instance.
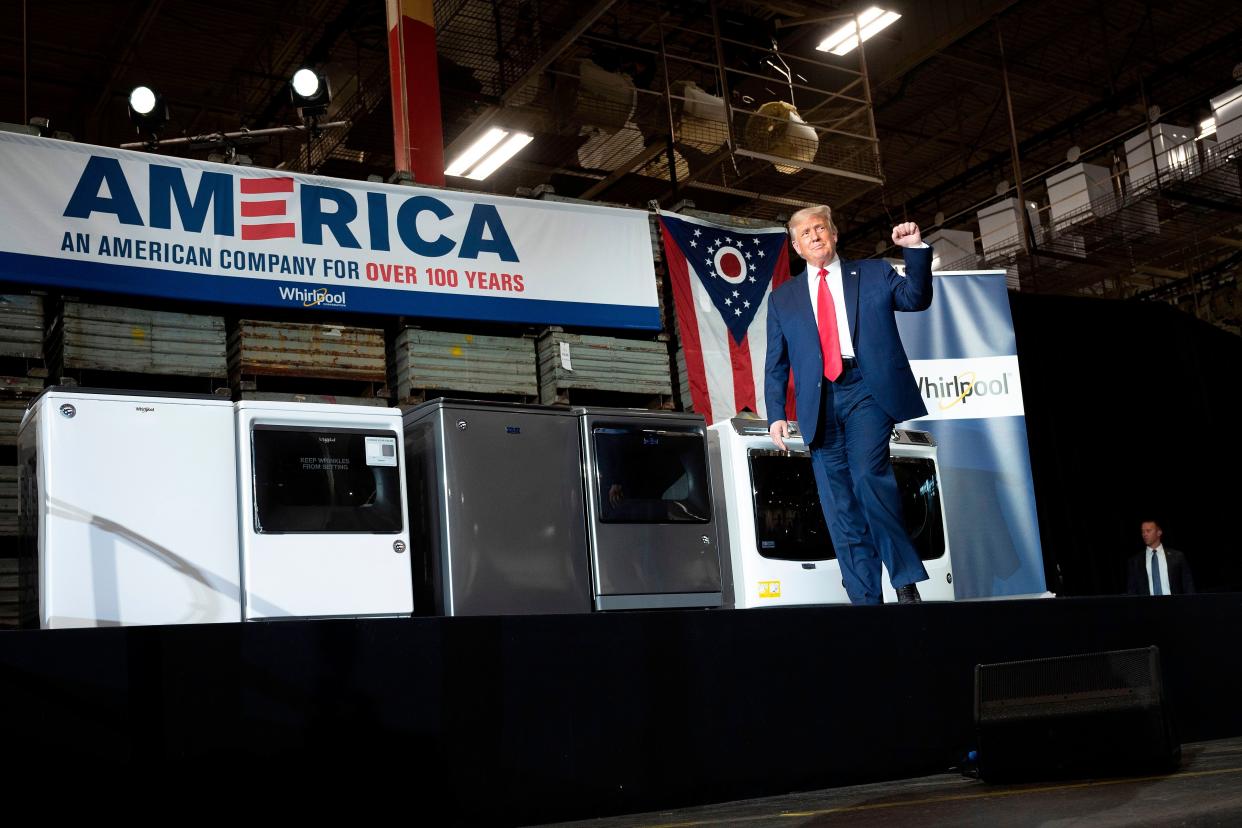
[251,425,403,533]
[748,448,834,561]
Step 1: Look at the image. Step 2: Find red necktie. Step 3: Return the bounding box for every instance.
[816,267,843,381]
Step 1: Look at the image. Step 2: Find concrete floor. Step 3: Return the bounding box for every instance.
[541,737,1242,827]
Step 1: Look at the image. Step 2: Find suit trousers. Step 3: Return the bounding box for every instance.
[809,366,929,604]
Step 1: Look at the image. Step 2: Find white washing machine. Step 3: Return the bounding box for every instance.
[707,417,955,608]
[236,400,413,620]
[18,388,243,628]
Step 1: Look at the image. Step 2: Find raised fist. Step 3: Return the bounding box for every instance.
[891,222,922,248]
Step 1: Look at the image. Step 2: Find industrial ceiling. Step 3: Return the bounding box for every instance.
[3,0,1240,330]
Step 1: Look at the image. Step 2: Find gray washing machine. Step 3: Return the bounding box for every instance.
[576,408,723,610]
[403,399,592,616]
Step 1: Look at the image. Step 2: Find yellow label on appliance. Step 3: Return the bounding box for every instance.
[758,580,781,599]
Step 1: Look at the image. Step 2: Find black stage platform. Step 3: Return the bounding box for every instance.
[542,736,1242,827]
[2,594,1240,824]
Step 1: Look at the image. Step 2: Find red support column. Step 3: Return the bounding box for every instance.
[387,0,445,186]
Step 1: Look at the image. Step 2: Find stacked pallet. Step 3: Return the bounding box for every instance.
[0,466,18,628]
[0,294,47,446]
[0,294,45,366]
[674,347,694,413]
[0,555,17,628]
[0,295,43,626]
[391,328,537,404]
[47,300,227,390]
[536,329,672,408]
[230,319,388,400]
[0,378,41,448]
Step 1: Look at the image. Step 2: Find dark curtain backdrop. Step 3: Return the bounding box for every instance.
[1011,292,1242,596]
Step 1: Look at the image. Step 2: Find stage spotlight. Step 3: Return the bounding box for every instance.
[290,67,331,120]
[127,85,169,147]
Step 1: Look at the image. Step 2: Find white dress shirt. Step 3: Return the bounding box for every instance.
[1146,545,1172,596]
[806,256,855,358]
[805,244,929,360]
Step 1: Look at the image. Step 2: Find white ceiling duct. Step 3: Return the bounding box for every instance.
[639,147,690,182]
[673,81,728,154]
[552,58,637,136]
[744,101,818,174]
[577,121,646,171]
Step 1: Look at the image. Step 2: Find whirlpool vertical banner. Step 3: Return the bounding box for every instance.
[896,271,1045,599]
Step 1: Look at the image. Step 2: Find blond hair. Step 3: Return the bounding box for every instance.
[787,205,837,240]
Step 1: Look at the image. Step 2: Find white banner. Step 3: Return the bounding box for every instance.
[909,355,1025,420]
[0,132,660,329]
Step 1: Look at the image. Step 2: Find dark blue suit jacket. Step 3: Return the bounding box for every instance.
[1126,547,1196,595]
[764,246,934,446]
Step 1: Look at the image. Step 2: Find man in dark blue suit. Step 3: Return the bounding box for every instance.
[765,205,932,605]
[1125,519,1196,595]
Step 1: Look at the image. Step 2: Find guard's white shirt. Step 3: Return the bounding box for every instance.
[1146,544,1172,596]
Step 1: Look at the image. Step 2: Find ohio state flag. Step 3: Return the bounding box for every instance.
[658,210,792,424]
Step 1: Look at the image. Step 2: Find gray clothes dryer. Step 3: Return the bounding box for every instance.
[576,407,723,610]
[403,399,592,616]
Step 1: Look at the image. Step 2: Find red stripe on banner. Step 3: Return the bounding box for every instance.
[241,223,296,241]
[771,244,798,421]
[239,178,294,194]
[730,333,757,415]
[660,218,713,424]
[240,200,286,217]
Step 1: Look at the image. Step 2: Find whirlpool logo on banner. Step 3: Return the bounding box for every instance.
[56,154,524,309]
[909,355,1025,420]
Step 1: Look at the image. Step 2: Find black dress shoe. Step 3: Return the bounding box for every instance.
[896,584,922,604]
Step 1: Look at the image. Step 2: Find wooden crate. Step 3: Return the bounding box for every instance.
[50,301,227,379]
[674,347,694,413]
[0,465,15,537]
[0,556,17,628]
[392,328,537,403]
[0,294,45,362]
[537,330,672,407]
[230,320,387,389]
[0,398,33,447]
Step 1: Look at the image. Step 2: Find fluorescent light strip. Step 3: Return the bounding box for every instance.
[817,21,856,53]
[859,10,900,41]
[829,35,862,56]
[1197,117,1216,140]
[857,6,884,27]
[466,132,533,180]
[817,7,901,55]
[445,127,509,176]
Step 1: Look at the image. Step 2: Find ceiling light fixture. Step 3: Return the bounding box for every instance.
[816,7,901,56]
[289,67,331,120]
[445,127,533,180]
[466,132,534,180]
[127,85,169,148]
[444,127,509,176]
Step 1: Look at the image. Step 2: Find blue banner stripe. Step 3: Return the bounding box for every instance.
[0,251,662,330]
[896,272,1016,360]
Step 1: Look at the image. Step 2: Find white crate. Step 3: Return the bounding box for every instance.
[1124,123,1196,191]
[1046,163,1116,231]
